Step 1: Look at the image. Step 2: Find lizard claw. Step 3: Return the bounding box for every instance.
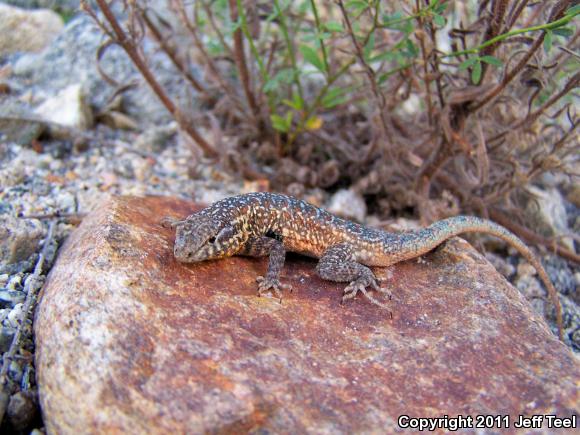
[256,276,292,302]
[341,277,392,312]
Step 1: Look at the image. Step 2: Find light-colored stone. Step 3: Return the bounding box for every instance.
[327,189,367,222]
[34,84,93,130]
[0,215,45,272]
[36,196,580,434]
[0,3,64,55]
[11,14,202,125]
[524,185,574,252]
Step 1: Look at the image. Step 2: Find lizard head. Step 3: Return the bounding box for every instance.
[172,214,239,263]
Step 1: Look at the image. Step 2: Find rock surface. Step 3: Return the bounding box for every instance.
[0,3,64,55]
[35,196,579,434]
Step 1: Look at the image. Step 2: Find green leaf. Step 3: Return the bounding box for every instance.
[434,1,448,14]
[459,57,478,70]
[480,55,502,67]
[345,0,368,13]
[263,68,295,93]
[263,80,277,93]
[303,31,333,43]
[324,21,344,33]
[553,27,574,37]
[285,111,293,127]
[364,33,375,61]
[382,11,404,28]
[377,63,411,84]
[299,45,326,72]
[271,113,291,133]
[277,68,296,84]
[228,18,241,33]
[565,5,580,16]
[544,30,553,53]
[265,9,281,22]
[369,50,397,63]
[383,14,414,36]
[471,60,482,84]
[282,92,304,111]
[321,87,349,109]
[206,40,225,56]
[403,39,418,58]
[433,14,446,27]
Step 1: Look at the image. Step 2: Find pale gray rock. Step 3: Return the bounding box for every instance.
[0,215,45,272]
[327,189,367,222]
[523,185,574,252]
[34,83,93,130]
[12,14,202,125]
[0,3,64,55]
[0,98,44,145]
[3,1,80,14]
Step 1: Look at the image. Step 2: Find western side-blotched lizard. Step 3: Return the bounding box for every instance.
[169,192,563,339]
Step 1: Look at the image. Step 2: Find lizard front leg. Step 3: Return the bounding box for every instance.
[239,237,291,301]
[316,243,391,311]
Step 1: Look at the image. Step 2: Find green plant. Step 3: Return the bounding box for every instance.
[84,0,579,261]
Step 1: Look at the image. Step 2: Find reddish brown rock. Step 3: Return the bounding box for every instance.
[35,196,579,434]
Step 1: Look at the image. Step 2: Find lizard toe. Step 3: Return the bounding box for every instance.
[256,276,291,302]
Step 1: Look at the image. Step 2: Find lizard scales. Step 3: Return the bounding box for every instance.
[171,192,564,340]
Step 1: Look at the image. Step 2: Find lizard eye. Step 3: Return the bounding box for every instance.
[215,226,235,244]
[208,236,216,243]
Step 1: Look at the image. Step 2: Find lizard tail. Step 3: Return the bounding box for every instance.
[410,216,564,340]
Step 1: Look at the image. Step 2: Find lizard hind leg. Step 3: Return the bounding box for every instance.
[316,243,392,314]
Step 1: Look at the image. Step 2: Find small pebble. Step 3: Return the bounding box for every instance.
[327,189,367,222]
[7,391,38,432]
[0,290,26,307]
[9,360,23,384]
[0,326,15,353]
[7,274,23,290]
[7,303,25,328]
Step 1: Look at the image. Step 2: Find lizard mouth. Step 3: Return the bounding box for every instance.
[174,241,201,263]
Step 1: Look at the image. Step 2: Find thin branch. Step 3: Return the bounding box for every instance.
[88,0,217,157]
[229,0,260,119]
[487,72,580,143]
[140,9,207,93]
[414,0,434,125]
[201,0,235,59]
[337,0,390,144]
[170,0,252,122]
[490,209,580,264]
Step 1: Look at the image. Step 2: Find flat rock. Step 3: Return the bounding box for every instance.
[35,196,579,434]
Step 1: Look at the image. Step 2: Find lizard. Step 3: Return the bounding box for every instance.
[169,192,564,340]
